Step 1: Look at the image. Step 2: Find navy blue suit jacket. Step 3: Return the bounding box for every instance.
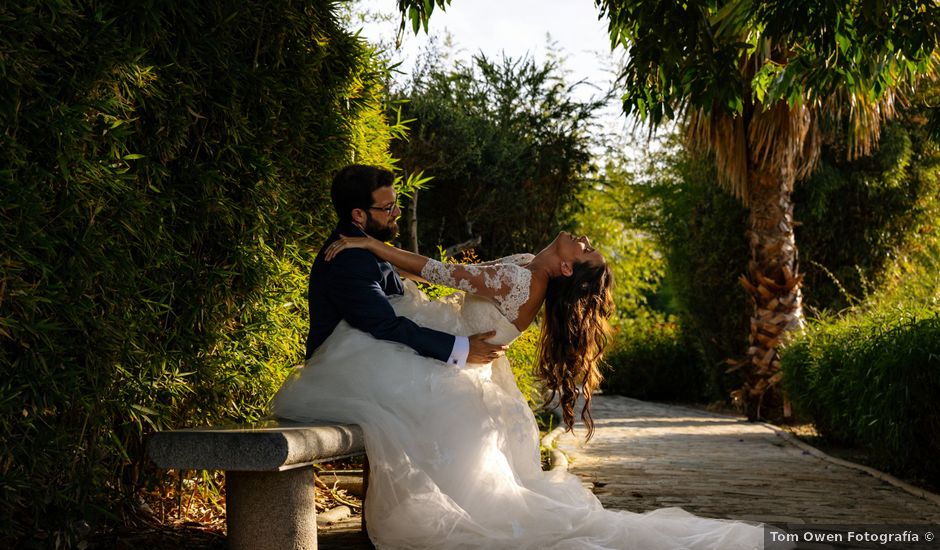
[305,222,456,361]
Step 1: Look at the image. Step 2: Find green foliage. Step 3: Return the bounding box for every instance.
[349,44,405,169]
[574,155,710,401]
[505,325,545,410]
[628,141,752,397]
[782,187,940,483]
[602,322,705,402]
[399,1,940,125]
[781,306,940,483]
[791,108,939,313]
[0,1,390,544]
[592,0,939,125]
[795,119,940,310]
[574,158,668,324]
[396,0,451,35]
[390,52,606,258]
[615,105,940,398]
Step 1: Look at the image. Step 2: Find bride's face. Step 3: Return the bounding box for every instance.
[554,231,604,269]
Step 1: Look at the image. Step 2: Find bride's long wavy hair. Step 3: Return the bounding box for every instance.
[536,261,614,441]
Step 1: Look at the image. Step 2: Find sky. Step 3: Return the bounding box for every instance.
[348,0,634,139]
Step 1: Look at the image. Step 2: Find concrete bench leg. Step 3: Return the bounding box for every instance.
[226,467,318,550]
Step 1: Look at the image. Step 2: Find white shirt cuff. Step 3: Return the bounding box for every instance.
[447,336,469,368]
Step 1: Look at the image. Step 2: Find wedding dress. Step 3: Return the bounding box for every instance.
[271,254,766,549]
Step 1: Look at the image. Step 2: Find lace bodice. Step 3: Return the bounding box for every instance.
[420,253,534,323]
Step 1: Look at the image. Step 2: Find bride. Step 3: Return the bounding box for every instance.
[271,230,766,549]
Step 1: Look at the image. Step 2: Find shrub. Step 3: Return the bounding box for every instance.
[0,1,387,544]
[794,120,940,311]
[390,52,605,258]
[602,322,706,402]
[782,230,940,482]
[632,145,752,397]
[782,308,940,483]
[505,325,545,410]
[570,154,713,402]
[575,159,670,326]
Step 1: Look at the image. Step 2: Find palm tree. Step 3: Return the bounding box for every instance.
[398,0,938,419]
[686,92,897,418]
[595,0,937,419]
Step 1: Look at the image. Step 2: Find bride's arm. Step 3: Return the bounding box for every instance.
[324,235,431,277]
[475,253,534,267]
[324,235,516,303]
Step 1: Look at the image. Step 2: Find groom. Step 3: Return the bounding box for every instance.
[306,164,505,366]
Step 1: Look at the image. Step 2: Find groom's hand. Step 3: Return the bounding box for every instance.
[467,331,509,364]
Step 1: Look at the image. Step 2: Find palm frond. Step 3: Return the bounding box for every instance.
[686,42,932,205]
[686,108,749,204]
[747,100,821,191]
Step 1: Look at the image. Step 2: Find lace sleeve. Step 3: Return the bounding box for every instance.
[475,253,535,267]
[421,259,532,322]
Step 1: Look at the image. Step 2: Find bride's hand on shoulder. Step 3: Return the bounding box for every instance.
[324,235,375,261]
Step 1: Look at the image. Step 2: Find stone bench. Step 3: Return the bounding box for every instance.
[146,419,367,550]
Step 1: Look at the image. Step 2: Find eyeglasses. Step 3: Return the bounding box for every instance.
[368,202,399,216]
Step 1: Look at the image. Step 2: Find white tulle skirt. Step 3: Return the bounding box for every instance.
[270,284,765,549]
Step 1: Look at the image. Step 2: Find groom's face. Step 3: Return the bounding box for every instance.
[363,185,400,242]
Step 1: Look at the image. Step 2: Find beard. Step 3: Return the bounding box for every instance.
[364,213,398,242]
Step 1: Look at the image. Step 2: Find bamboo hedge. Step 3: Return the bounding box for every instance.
[0,1,385,543]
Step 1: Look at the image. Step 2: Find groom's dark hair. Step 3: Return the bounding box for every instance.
[331,164,395,224]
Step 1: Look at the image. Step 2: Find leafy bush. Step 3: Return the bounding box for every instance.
[574,159,670,325]
[505,325,545,410]
[794,119,940,311]
[781,308,940,482]
[602,322,706,402]
[0,1,388,544]
[631,146,751,397]
[782,225,940,482]
[571,156,709,401]
[390,51,605,258]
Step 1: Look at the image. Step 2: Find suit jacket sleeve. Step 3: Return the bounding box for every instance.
[327,249,456,362]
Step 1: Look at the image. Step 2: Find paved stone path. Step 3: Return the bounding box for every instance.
[554,395,940,525]
[320,395,940,548]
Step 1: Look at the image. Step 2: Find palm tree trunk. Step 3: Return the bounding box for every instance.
[734,171,804,420]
